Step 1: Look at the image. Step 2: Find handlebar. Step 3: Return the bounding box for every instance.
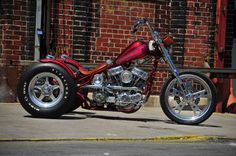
[132,18,176,77]
[132,18,147,33]
[132,18,160,44]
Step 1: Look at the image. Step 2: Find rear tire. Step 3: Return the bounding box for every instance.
[66,90,88,113]
[64,63,88,113]
[160,71,216,125]
[17,63,76,118]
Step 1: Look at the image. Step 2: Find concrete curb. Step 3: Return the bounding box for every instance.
[0,135,235,142]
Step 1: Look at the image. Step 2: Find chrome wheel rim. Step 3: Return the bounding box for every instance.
[28,72,64,108]
[165,74,212,121]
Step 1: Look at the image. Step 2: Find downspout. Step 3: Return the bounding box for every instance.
[34,0,51,59]
[40,0,51,58]
[34,0,42,61]
[45,0,51,55]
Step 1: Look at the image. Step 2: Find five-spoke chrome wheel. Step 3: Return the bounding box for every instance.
[28,72,64,108]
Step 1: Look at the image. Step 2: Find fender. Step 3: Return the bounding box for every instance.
[40,58,76,78]
[62,58,84,69]
[62,58,110,76]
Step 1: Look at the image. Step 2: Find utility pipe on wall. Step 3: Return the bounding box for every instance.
[34,0,42,61]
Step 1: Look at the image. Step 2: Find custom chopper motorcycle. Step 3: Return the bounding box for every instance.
[17,18,216,125]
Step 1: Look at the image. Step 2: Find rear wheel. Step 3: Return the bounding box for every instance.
[17,63,76,118]
[65,63,88,113]
[66,89,88,113]
[160,72,216,125]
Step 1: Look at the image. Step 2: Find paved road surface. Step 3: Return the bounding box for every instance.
[0,103,236,139]
[0,141,235,156]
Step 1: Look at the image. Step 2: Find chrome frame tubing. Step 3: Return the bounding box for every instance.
[159,44,187,94]
[145,20,158,41]
[144,19,186,93]
[160,46,182,83]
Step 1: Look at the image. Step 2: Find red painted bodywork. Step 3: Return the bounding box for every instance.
[163,35,174,47]
[40,59,76,78]
[114,41,149,65]
[41,41,149,79]
[39,40,157,113]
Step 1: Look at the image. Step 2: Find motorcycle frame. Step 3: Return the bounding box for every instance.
[39,18,184,109]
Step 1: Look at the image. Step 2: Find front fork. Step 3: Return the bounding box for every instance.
[160,45,188,95]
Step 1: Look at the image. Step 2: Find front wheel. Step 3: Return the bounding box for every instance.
[17,63,76,118]
[160,72,216,125]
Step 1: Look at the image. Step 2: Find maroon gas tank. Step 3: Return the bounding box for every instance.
[114,41,148,65]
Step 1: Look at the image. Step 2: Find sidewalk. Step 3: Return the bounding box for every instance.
[0,103,236,141]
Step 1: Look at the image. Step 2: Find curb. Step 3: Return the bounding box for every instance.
[0,135,235,142]
[214,112,236,117]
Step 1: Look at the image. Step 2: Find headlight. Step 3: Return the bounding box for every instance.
[148,40,155,51]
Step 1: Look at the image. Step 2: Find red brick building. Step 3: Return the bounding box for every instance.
[0,0,235,110]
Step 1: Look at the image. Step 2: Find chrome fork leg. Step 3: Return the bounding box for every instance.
[161,46,187,94]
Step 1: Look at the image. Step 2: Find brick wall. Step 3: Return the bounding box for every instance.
[169,0,187,66]
[49,0,74,57]
[94,1,156,62]
[1,0,233,101]
[73,0,100,62]
[183,0,216,67]
[0,0,36,102]
[0,0,35,65]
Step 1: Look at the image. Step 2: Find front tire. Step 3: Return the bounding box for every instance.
[160,72,216,125]
[17,63,76,118]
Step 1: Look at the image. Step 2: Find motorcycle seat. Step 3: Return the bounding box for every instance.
[78,62,109,75]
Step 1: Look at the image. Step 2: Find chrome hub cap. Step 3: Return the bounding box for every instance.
[28,72,64,108]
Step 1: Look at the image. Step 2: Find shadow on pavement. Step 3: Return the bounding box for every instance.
[85,114,162,122]
[24,111,222,128]
[164,120,222,128]
[24,113,163,122]
[69,111,96,115]
[24,115,86,120]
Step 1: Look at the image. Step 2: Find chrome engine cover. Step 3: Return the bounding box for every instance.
[131,67,148,80]
[117,92,130,105]
[120,70,132,83]
[107,66,123,76]
[116,92,142,107]
[93,92,106,104]
[85,66,148,108]
[92,74,104,86]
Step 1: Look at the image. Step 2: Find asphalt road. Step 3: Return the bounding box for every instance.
[1,103,236,140]
[0,141,236,156]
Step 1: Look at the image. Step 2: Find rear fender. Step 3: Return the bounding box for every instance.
[40,59,76,79]
[62,58,84,69]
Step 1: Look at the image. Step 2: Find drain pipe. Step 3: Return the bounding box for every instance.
[34,0,42,61]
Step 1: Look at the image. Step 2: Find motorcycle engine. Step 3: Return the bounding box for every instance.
[90,66,148,108]
[91,74,107,105]
[108,66,147,106]
[107,66,148,87]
